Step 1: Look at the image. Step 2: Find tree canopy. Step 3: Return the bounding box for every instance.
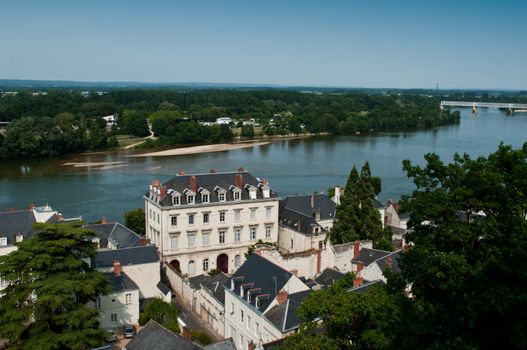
[0,222,110,350]
[138,298,180,334]
[330,162,391,250]
[124,208,146,236]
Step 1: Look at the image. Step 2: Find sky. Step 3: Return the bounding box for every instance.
[0,0,525,89]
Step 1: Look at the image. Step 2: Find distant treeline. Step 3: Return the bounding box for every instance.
[0,90,462,158]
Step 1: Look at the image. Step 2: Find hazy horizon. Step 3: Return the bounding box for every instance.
[1,0,525,90]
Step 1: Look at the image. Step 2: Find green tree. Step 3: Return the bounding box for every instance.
[0,222,110,349]
[139,298,180,334]
[124,208,146,236]
[396,143,527,349]
[149,110,184,136]
[121,110,149,137]
[240,125,255,138]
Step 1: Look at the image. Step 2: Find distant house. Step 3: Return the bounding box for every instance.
[126,319,237,350]
[84,221,143,250]
[278,194,336,254]
[352,248,402,283]
[216,117,233,125]
[0,121,9,135]
[94,261,140,329]
[224,254,311,348]
[102,114,118,129]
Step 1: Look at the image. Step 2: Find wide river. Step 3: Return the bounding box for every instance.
[1,108,526,222]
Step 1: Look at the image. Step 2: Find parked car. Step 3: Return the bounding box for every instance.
[105,329,117,342]
[123,324,136,338]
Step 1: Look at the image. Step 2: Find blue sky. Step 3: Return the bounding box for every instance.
[0,0,525,89]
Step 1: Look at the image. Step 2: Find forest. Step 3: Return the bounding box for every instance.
[0,89,461,158]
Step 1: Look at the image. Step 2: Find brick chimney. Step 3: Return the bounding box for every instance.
[101,216,107,224]
[353,240,360,259]
[177,170,186,176]
[353,274,363,287]
[235,174,243,189]
[210,168,216,173]
[57,213,63,221]
[159,186,167,199]
[151,179,160,188]
[182,326,192,341]
[248,342,256,350]
[189,176,197,193]
[385,256,393,268]
[260,178,268,185]
[403,244,409,252]
[393,203,400,213]
[113,260,121,277]
[139,237,148,246]
[276,290,288,305]
[238,167,246,172]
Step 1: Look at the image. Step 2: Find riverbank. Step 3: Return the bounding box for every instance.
[129,141,271,157]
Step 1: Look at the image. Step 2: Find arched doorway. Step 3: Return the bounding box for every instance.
[217,254,228,274]
[170,259,180,272]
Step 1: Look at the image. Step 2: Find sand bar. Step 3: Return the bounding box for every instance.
[129,142,270,158]
[61,161,125,168]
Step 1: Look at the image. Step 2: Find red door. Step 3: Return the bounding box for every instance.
[217,254,228,274]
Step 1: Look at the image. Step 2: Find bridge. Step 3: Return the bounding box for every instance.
[440,101,527,114]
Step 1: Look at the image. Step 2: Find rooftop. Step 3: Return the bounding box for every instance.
[314,268,346,287]
[0,208,58,246]
[280,194,336,221]
[265,289,312,332]
[103,271,139,293]
[91,245,159,269]
[352,248,392,266]
[84,222,141,249]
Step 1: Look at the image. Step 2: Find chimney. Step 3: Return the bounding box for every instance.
[113,260,121,277]
[353,240,360,259]
[311,194,315,208]
[353,274,363,287]
[238,167,246,172]
[57,213,63,221]
[182,326,192,341]
[9,208,16,212]
[261,178,268,185]
[403,244,409,252]
[159,186,167,199]
[393,203,400,214]
[210,168,216,173]
[151,179,160,188]
[385,256,393,268]
[177,170,186,176]
[276,290,288,305]
[139,238,148,246]
[101,216,107,224]
[334,187,341,205]
[235,174,243,189]
[248,342,256,350]
[28,203,35,210]
[189,176,197,193]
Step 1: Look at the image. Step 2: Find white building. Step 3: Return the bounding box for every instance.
[224,254,311,350]
[278,194,336,254]
[94,261,140,329]
[216,117,233,125]
[144,169,280,277]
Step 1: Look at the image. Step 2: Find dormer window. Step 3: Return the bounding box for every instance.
[187,195,195,204]
[234,191,240,201]
[173,195,180,206]
[15,235,23,243]
[0,237,7,246]
[245,185,257,200]
[202,194,209,203]
[263,188,270,198]
[218,192,225,202]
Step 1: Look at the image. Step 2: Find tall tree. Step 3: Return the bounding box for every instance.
[0,223,110,349]
[397,143,527,349]
[124,208,146,236]
[138,298,180,334]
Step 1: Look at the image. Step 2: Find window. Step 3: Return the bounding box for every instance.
[219,211,226,222]
[0,237,6,246]
[247,316,251,329]
[149,209,152,219]
[188,214,195,225]
[290,239,294,249]
[266,207,272,219]
[231,302,235,315]
[263,189,270,198]
[255,322,259,335]
[188,260,195,275]
[249,189,257,199]
[235,255,241,268]
[203,258,209,271]
[234,210,241,221]
[188,233,196,247]
[203,213,209,224]
[170,234,178,249]
[125,293,132,304]
[218,192,225,202]
[111,313,117,323]
[250,227,257,240]
[219,230,225,244]
[187,195,195,204]
[157,213,160,223]
[250,208,256,220]
[234,228,241,242]
[203,231,210,245]
[171,216,177,226]
[265,226,272,238]
[234,191,240,201]
[240,310,244,322]
[15,235,23,243]
[240,335,244,349]
[95,297,101,309]
[202,194,209,203]
[173,195,180,206]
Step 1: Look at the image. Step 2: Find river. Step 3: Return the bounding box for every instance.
[1,108,526,222]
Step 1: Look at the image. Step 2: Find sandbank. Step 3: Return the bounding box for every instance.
[129,142,270,158]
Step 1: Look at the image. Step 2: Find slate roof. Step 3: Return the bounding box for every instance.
[150,170,277,207]
[126,320,201,350]
[188,274,210,290]
[0,209,57,245]
[376,251,401,273]
[157,281,171,296]
[314,268,346,287]
[225,254,293,312]
[84,222,141,249]
[374,199,385,209]
[348,279,385,294]
[352,248,392,267]
[103,272,139,293]
[279,205,325,236]
[201,272,230,306]
[204,338,237,350]
[265,289,311,332]
[91,245,159,269]
[281,194,336,221]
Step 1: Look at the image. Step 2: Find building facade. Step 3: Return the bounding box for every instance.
[144,169,279,277]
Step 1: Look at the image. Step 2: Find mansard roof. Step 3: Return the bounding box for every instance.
[281,194,336,220]
[91,245,159,269]
[265,289,312,333]
[225,254,293,312]
[103,271,139,293]
[84,222,141,249]
[0,209,57,245]
[279,203,325,236]
[352,247,392,266]
[148,170,277,207]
